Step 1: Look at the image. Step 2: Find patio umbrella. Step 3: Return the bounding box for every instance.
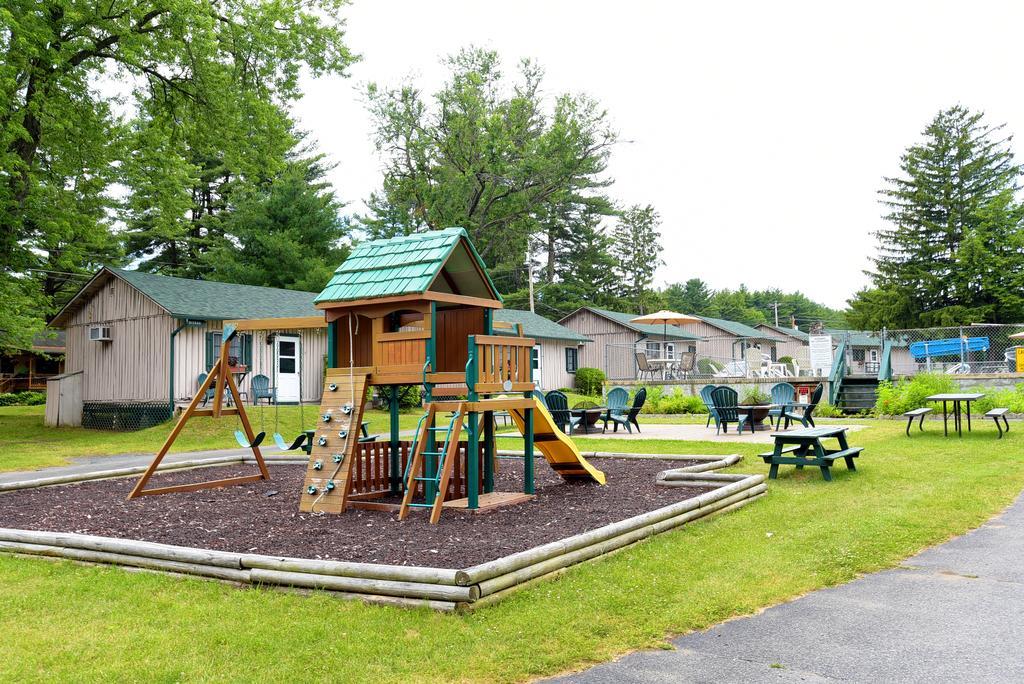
[630,310,701,349]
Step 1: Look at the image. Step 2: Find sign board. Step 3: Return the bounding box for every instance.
[809,335,834,376]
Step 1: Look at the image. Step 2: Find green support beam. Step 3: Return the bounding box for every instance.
[467,410,479,509]
[389,385,401,493]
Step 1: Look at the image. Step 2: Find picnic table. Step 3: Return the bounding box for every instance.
[759,426,863,482]
[925,393,985,437]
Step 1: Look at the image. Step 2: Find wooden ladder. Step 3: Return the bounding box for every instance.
[398,402,466,524]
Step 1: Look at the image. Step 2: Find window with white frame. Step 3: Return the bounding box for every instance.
[531,345,540,371]
[665,343,675,359]
[645,341,660,357]
[565,347,578,373]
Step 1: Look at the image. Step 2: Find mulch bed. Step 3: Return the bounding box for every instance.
[0,457,712,567]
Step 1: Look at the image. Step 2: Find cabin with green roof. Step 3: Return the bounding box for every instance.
[48,267,328,428]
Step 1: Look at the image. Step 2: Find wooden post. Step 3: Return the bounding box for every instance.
[483,409,494,493]
[389,384,401,493]
[523,393,534,495]
[327,319,337,368]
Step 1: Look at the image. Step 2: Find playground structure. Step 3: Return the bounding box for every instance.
[131,228,605,522]
[305,227,605,522]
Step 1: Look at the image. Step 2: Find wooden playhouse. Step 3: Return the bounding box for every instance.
[302,228,605,522]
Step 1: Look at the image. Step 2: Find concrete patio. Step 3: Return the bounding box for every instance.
[567,422,866,444]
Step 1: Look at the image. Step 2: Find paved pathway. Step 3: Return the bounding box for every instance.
[554,492,1024,683]
[0,448,251,485]
[567,422,865,444]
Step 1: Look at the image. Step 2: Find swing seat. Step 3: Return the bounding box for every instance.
[235,430,266,449]
[273,432,307,451]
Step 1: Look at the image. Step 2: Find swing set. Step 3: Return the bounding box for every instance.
[129,316,327,499]
[248,331,309,452]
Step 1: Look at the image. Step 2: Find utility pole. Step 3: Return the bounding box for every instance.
[772,302,780,327]
[527,260,535,314]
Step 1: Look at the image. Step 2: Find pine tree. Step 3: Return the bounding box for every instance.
[611,204,664,313]
[856,105,1022,327]
[202,157,347,292]
[664,278,712,315]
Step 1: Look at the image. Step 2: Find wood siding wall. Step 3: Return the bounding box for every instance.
[436,307,485,373]
[536,339,579,391]
[559,309,641,381]
[63,276,174,402]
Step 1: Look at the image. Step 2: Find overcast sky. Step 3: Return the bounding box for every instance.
[293,0,1024,310]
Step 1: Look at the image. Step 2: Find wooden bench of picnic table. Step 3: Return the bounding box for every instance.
[903,407,933,436]
[759,426,863,482]
[985,408,1010,439]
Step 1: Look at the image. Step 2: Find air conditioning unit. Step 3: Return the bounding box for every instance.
[89,326,112,342]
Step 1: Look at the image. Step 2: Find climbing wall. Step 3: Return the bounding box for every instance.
[299,369,370,514]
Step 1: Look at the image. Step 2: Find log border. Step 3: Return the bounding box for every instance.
[0,452,763,612]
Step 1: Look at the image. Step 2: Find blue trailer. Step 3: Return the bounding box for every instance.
[909,337,990,361]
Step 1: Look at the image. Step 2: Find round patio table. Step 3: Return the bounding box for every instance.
[735,404,774,431]
[571,401,606,434]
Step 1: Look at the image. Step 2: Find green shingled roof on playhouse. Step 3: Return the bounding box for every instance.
[315,227,502,304]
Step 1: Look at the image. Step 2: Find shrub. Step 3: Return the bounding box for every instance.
[697,358,723,375]
[972,384,1024,414]
[574,367,605,396]
[874,373,956,415]
[640,386,663,413]
[814,401,845,418]
[641,386,705,414]
[740,388,770,405]
[0,391,46,406]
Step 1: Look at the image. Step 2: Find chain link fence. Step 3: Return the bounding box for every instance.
[599,323,1024,383]
[879,323,1024,377]
[81,402,173,431]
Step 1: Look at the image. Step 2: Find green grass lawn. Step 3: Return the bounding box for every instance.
[0,405,423,472]
[1,418,1022,681]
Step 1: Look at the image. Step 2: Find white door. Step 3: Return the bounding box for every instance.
[274,335,301,403]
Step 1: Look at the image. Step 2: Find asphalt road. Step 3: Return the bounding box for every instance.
[553,492,1024,683]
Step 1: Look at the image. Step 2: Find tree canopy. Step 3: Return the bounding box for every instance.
[360,47,618,273]
[1,0,355,348]
[848,105,1024,328]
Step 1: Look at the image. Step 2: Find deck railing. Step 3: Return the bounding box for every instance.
[466,334,535,396]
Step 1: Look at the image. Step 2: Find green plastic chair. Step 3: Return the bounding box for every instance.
[250,374,275,405]
[606,387,647,433]
[783,383,823,429]
[196,372,215,406]
[601,387,630,433]
[545,390,580,435]
[700,384,720,429]
[768,382,796,427]
[710,386,752,435]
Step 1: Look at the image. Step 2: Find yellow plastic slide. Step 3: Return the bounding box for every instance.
[509,400,606,485]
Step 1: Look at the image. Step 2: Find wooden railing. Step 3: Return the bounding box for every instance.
[348,440,484,501]
[466,334,535,395]
[374,331,427,376]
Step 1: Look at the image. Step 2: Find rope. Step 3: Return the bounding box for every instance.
[310,314,359,515]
